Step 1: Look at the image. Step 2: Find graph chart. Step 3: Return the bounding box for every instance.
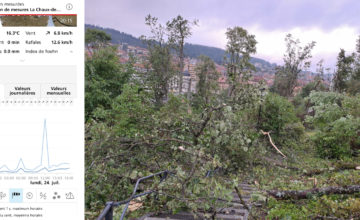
[0,119,70,173]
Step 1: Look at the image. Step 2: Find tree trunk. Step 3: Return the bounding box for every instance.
[179,44,184,94]
[187,77,192,100]
[267,185,360,200]
[303,163,360,177]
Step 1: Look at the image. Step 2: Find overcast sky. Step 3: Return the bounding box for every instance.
[86,0,360,71]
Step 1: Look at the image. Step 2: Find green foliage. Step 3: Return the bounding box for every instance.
[146,42,174,107]
[85,15,360,220]
[333,49,354,93]
[249,139,360,220]
[193,55,219,107]
[86,80,263,216]
[272,34,316,97]
[258,93,304,150]
[313,116,360,158]
[85,86,154,212]
[299,80,327,99]
[85,121,133,211]
[142,15,175,107]
[85,46,133,120]
[258,93,299,135]
[85,28,111,48]
[332,37,360,95]
[85,16,266,218]
[278,122,306,149]
[111,85,154,137]
[267,198,309,219]
[166,15,197,93]
[292,74,328,122]
[225,26,257,93]
[306,92,360,158]
[343,94,360,117]
[305,91,346,129]
[267,196,360,220]
[346,79,360,95]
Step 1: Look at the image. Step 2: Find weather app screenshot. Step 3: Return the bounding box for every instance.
[0,0,84,219]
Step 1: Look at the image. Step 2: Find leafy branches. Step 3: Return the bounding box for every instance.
[225,27,257,96]
[142,15,175,107]
[273,34,316,97]
[85,46,133,120]
[306,92,360,158]
[194,55,220,107]
[167,15,198,93]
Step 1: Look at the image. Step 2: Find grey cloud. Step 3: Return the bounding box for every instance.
[86,0,360,34]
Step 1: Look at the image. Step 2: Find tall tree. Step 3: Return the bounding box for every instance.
[315,59,325,82]
[313,59,329,91]
[332,49,354,92]
[273,34,316,97]
[142,15,175,107]
[167,15,197,94]
[352,36,360,81]
[195,55,219,105]
[347,36,360,94]
[225,27,257,97]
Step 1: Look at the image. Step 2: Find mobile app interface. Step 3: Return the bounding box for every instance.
[0,1,84,219]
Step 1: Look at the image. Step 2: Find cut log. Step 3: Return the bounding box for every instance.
[267,185,360,200]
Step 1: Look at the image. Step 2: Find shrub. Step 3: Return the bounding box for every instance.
[313,116,360,158]
[256,93,305,151]
[343,94,360,118]
[258,93,299,135]
[305,92,346,129]
[278,122,305,148]
[306,92,360,158]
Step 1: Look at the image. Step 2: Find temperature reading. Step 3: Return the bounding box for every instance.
[6,31,20,35]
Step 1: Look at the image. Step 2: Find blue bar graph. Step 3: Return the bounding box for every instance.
[0,120,70,173]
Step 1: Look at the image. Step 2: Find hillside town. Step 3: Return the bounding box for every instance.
[87,41,330,96]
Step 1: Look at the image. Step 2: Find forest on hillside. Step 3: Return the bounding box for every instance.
[85,15,360,220]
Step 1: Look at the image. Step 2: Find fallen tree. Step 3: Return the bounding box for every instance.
[267,185,360,200]
[252,157,300,171]
[303,163,360,177]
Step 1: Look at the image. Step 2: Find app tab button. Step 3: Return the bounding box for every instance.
[9,188,23,203]
[0,190,7,202]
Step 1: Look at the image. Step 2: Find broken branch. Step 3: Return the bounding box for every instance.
[261,130,287,158]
